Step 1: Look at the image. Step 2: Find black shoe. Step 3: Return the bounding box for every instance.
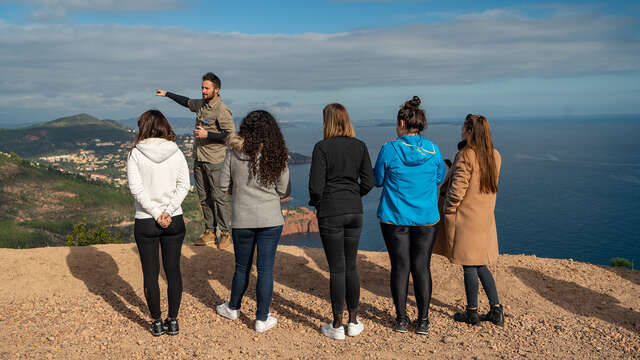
[150,319,165,336]
[480,304,504,327]
[453,308,481,325]
[164,318,179,335]
[415,318,430,335]
[394,317,409,333]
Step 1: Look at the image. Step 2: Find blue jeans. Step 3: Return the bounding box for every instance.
[228,225,282,321]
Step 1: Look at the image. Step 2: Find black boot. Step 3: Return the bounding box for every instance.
[453,307,480,325]
[480,304,504,326]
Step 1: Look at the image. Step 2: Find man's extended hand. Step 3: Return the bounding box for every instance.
[194,125,208,139]
[157,212,172,228]
[155,89,167,97]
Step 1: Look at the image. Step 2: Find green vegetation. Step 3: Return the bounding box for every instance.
[0,152,134,248]
[20,219,74,235]
[0,220,50,249]
[609,257,633,270]
[66,218,121,246]
[0,113,134,158]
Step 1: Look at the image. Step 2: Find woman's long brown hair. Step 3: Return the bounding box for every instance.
[130,109,176,154]
[464,114,498,194]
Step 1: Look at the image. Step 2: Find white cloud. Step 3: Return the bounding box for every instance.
[0,7,638,122]
[0,0,184,20]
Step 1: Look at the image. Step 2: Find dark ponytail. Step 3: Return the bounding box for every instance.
[397,95,426,133]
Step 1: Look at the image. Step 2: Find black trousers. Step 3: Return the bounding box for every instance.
[318,213,363,315]
[381,222,436,321]
[134,215,185,320]
[463,265,500,308]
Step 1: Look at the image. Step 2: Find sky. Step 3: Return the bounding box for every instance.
[0,0,639,126]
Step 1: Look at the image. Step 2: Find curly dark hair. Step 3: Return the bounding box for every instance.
[238,110,289,187]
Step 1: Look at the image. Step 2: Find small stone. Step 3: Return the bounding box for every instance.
[47,336,55,342]
[441,336,455,344]
[137,340,143,345]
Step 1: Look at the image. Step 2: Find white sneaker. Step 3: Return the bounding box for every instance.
[321,323,345,340]
[255,315,277,333]
[216,302,239,320]
[346,317,364,337]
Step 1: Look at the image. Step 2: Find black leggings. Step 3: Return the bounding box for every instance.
[318,213,363,315]
[463,265,500,308]
[134,215,185,320]
[381,222,436,321]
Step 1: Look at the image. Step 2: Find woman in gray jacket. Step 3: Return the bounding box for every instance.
[215,110,290,333]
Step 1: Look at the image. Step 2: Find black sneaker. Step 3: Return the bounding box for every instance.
[453,308,481,325]
[415,318,430,335]
[164,318,179,335]
[480,304,504,327]
[394,317,409,333]
[150,319,165,336]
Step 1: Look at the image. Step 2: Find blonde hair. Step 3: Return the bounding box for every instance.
[323,103,355,139]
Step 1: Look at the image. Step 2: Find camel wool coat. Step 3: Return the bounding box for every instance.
[433,146,501,265]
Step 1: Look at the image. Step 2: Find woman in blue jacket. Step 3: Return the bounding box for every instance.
[374,96,446,335]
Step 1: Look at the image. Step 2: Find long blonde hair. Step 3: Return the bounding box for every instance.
[464,114,498,194]
[323,103,355,139]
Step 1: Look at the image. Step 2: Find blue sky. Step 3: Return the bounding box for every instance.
[1,0,639,125]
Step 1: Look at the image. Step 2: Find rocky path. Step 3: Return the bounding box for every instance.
[1,244,638,359]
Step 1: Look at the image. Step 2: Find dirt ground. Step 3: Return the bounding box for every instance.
[0,244,638,359]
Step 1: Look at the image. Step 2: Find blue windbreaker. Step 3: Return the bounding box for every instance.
[374,135,446,226]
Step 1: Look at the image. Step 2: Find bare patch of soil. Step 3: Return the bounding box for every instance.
[0,245,638,359]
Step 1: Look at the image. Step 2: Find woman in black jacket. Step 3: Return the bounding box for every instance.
[309,103,374,340]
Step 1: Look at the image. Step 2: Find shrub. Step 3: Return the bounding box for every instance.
[609,257,633,269]
[65,218,122,246]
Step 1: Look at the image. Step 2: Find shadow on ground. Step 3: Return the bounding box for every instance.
[67,246,148,329]
[512,266,640,333]
[601,265,640,287]
[179,245,332,330]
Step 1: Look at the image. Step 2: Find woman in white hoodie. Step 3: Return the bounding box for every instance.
[127,110,190,336]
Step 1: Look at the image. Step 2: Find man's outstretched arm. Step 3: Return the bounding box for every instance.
[155,89,189,108]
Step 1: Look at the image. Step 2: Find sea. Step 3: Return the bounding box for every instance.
[275,116,640,267]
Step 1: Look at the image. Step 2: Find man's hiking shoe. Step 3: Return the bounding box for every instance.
[217,231,232,250]
[195,229,215,246]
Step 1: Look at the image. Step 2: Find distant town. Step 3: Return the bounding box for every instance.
[32,134,310,188]
[36,135,196,188]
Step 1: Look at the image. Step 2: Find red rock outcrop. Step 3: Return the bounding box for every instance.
[281,206,318,236]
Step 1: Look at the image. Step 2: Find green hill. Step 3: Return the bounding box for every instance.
[0,114,134,158]
[0,153,203,249]
[0,152,134,248]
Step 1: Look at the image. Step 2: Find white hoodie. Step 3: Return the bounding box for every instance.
[126,138,190,220]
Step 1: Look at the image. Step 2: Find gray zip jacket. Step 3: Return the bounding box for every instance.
[219,133,290,229]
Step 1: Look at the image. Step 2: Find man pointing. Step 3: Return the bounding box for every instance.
[156,72,234,249]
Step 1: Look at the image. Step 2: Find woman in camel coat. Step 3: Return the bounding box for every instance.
[434,114,504,327]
